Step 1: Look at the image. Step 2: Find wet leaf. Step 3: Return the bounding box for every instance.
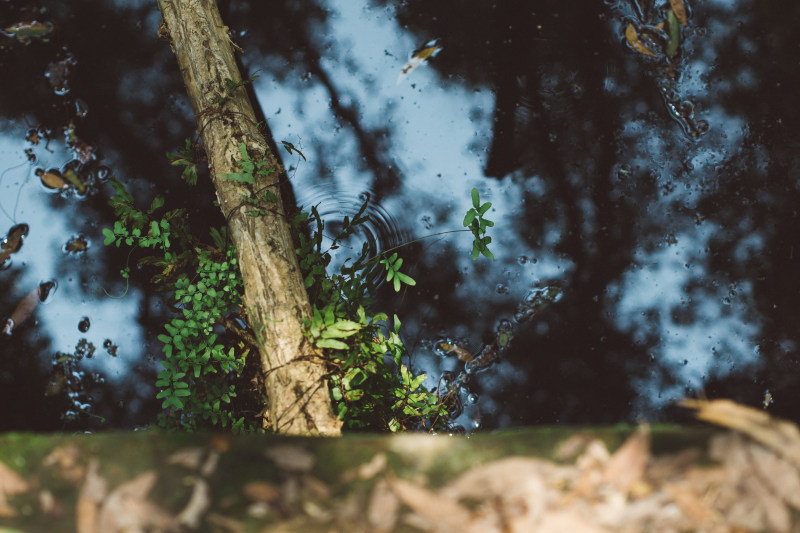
[666,9,681,58]
[2,21,53,41]
[0,223,29,268]
[38,168,68,190]
[3,288,39,336]
[669,0,688,26]
[63,169,86,194]
[64,235,89,254]
[397,38,441,84]
[625,23,657,57]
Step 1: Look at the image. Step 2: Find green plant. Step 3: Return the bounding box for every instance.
[216,70,261,106]
[166,138,200,185]
[102,177,257,432]
[103,139,495,433]
[463,187,495,260]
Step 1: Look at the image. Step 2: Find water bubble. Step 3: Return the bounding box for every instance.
[517,255,528,264]
[420,215,433,230]
[467,393,478,404]
[78,317,90,333]
[495,283,508,294]
[74,98,88,118]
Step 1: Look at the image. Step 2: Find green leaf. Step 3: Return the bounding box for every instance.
[462,209,476,227]
[317,338,350,350]
[471,187,480,208]
[102,228,115,245]
[395,272,416,286]
[478,202,492,216]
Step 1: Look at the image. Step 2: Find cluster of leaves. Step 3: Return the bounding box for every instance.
[294,203,445,431]
[216,69,261,106]
[166,138,200,186]
[102,177,256,432]
[463,187,495,260]
[104,139,495,433]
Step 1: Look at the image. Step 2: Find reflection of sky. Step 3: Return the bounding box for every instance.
[0,126,145,383]
[251,0,765,419]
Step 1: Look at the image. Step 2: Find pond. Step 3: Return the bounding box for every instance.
[1,0,797,431]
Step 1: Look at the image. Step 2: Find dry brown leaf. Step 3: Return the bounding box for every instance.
[603,424,650,494]
[97,470,176,532]
[39,169,68,190]
[625,24,657,57]
[177,477,210,528]
[0,459,29,517]
[167,447,206,470]
[264,446,315,473]
[748,443,800,510]
[367,478,399,532]
[389,476,475,533]
[664,482,719,525]
[76,459,107,533]
[669,0,688,26]
[682,398,800,467]
[242,481,280,504]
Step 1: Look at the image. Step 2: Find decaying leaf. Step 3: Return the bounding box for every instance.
[625,23,657,57]
[367,478,399,532]
[38,168,68,190]
[665,9,681,58]
[602,424,650,494]
[2,21,53,42]
[397,39,441,84]
[264,445,315,473]
[0,223,29,268]
[682,398,800,468]
[64,235,89,254]
[3,280,57,335]
[0,460,29,517]
[97,470,176,532]
[177,477,211,528]
[669,0,688,26]
[76,459,107,533]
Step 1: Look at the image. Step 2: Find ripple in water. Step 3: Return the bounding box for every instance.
[300,184,410,287]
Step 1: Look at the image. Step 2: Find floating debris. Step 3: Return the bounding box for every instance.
[397,38,441,84]
[64,234,89,254]
[0,223,29,269]
[2,280,57,335]
[45,55,77,95]
[37,168,68,191]
[66,122,95,164]
[26,129,40,145]
[1,21,53,43]
[78,317,91,333]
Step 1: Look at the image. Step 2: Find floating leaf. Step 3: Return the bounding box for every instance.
[63,168,86,194]
[666,9,681,58]
[669,0,688,26]
[397,38,441,84]
[1,282,56,336]
[0,223,29,268]
[37,168,68,190]
[625,23,657,57]
[2,21,53,42]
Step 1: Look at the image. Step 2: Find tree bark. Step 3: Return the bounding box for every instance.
[157,0,341,436]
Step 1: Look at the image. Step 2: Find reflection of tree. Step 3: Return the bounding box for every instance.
[221,1,404,198]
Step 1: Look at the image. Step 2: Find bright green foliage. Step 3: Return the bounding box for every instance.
[463,187,495,260]
[102,178,254,432]
[155,246,249,431]
[295,204,447,431]
[166,138,199,185]
[380,253,417,292]
[104,142,494,432]
[218,142,275,185]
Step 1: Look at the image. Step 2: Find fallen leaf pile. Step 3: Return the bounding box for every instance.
[0,399,799,532]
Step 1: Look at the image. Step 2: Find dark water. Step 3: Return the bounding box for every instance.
[1,0,798,431]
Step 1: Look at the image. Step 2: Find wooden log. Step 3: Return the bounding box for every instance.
[156,0,341,436]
